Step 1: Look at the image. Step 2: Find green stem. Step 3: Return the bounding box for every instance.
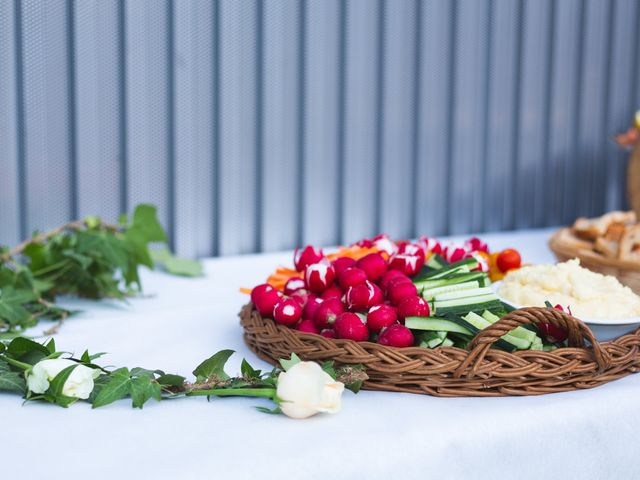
[31,260,68,277]
[2,356,32,371]
[187,387,276,399]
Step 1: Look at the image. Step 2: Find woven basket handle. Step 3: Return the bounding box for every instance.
[453,307,610,379]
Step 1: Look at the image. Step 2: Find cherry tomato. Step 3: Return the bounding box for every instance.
[496,249,521,272]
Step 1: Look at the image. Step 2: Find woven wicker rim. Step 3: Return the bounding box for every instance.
[240,302,640,397]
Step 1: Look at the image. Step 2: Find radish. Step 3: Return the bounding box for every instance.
[302,294,323,319]
[273,298,302,325]
[294,245,324,272]
[388,281,418,306]
[356,234,397,256]
[305,260,336,293]
[313,298,345,329]
[356,253,388,282]
[290,290,310,306]
[380,270,411,293]
[419,236,442,255]
[538,304,570,343]
[464,237,489,254]
[334,312,369,342]
[297,319,320,334]
[371,234,397,256]
[284,277,306,295]
[397,242,426,259]
[378,324,414,347]
[443,244,467,263]
[338,267,368,291]
[388,253,425,277]
[367,304,398,333]
[470,251,489,272]
[332,256,357,276]
[397,296,430,320]
[345,281,383,311]
[254,289,282,318]
[320,329,336,339]
[251,283,275,304]
[321,284,343,300]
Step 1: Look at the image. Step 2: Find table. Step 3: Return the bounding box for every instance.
[2,229,640,479]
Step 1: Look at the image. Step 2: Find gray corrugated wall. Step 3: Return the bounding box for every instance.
[1,0,639,258]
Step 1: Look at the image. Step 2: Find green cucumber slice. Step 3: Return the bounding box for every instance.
[405,316,473,335]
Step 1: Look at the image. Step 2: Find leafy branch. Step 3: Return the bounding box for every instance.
[0,204,202,336]
[0,338,367,411]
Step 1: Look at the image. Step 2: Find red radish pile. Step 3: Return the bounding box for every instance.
[249,235,491,349]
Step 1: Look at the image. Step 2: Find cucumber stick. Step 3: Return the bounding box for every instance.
[481,310,539,344]
[414,272,487,292]
[441,337,454,347]
[462,312,531,350]
[416,331,447,348]
[425,254,448,270]
[421,281,480,301]
[405,316,473,335]
[433,287,494,302]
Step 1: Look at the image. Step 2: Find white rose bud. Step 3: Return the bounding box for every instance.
[276,361,345,419]
[27,358,102,399]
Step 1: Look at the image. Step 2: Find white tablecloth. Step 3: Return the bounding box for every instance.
[2,229,640,479]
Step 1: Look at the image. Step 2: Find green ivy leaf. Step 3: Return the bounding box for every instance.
[156,373,186,388]
[0,358,26,393]
[130,204,167,243]
[192,350,234,383]
[320,360,336,380]
[45,338,56,354]
[279,352,301,372]
[151,248,203,277]
[7,337,50,362]
[130,375,162,409]
[91,367,131,409]
[255,405,282,415]
[240,359,260,379]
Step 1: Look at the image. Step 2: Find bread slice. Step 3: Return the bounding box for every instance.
[619,224,640,262]
[573,211,637,240]
[594,237,619,258]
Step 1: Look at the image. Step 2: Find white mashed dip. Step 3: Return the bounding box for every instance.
[498,259,640,319]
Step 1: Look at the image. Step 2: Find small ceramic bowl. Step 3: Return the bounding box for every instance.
[491,282,640,342]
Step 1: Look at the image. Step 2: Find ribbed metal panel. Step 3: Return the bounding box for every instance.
[1,0,638,257]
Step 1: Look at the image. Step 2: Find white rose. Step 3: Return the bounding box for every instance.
[27,358,102,399]
[276,361,345,419]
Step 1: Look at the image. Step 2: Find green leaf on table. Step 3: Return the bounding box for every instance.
[130,375,162,409]
[0,342,5,354]
[151,248,203,277]
[47,364,79,408]
[240,359,261,379]
[91,367,131,408]
[320,360,336,380]
[279,352,301,372]
[0,358,26,393]
[7,337,50,363]
[193,350,234,383]
[156,373,186,389]
[45,338,56,354]
[255,405,282,415]
[80,350,90,363]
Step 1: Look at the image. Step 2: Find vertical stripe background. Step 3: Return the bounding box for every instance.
[0,0,638,257]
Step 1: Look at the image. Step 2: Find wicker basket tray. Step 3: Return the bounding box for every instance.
[240,302,640,397]
[549,228,640,294]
